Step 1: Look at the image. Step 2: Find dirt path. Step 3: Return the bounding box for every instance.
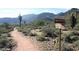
[10,28,39,51]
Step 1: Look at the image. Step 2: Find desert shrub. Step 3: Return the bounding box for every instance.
[1,33,7,37]
[65,25,72,30]
[36,36,49,41]
[72,31,79,36]
[0,29,10,34]
[1,23,10,29]
[0,36,16,51]
[7,33,11,37]
[23,28,31,36]
[62,43,74,51]
[42,26,59,38]
[29,29,44,37]
[63,47,74,51]
[29,32,37,36]
[65,32,79,43]
[74,40,79,47]
[31,20,49,27]
[0,27,13,34]
[73,24,79,30]
[17,26,31,36]
[0,33,11,37]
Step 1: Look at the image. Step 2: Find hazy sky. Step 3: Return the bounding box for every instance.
[0,8,70,18]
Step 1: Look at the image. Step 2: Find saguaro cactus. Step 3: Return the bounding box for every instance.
[18,14,22,27]
[71,14,77,29]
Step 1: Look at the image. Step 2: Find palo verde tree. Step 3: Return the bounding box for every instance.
[18,14,22,27]
[71,14,77,29]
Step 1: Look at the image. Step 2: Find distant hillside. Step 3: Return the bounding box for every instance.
[0,18,18,24]
[37,12,55,20]
[22,12,55,23]
[0,13,55,24]
[57,12,66,16]
[0,8,79,24]
[22,14,37,23]
[65,8,79,23]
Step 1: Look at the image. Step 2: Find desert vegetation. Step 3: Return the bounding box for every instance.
[0,8,79,51]
[0,23,16,51]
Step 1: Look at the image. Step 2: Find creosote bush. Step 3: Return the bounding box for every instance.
[63,47,74,51]
[74,24,79,30]
[36,36,49,41]
[65,31,79,43]
[42,26,59,38]
[0,36,16,51]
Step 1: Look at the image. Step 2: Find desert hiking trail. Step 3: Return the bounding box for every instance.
[10,28,39,51]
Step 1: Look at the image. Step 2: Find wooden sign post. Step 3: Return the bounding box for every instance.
[55,23,65,51]
[59,29,61,51]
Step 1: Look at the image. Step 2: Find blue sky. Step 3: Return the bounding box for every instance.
[0,8,70,18]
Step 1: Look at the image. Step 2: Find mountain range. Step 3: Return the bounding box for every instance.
[0,8,79,24]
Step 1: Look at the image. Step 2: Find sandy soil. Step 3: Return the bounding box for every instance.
[10,28,39,51]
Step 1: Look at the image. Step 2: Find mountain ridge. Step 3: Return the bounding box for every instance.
[0,8,79,23]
